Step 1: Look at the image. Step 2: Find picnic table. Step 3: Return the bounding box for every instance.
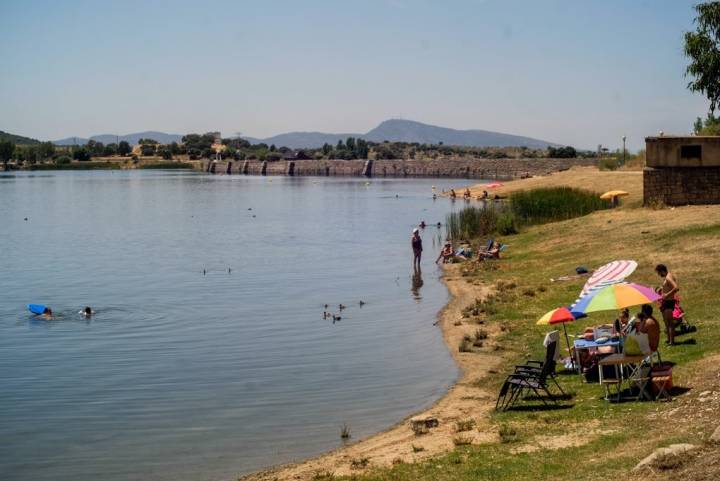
[573,338,622,374]
[598,353,647,401]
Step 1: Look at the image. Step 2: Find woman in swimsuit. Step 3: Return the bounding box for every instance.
[655,264,679,345]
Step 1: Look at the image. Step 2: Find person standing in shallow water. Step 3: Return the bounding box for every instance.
[411,228,423,269]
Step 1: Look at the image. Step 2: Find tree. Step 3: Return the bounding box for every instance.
[38,141,55,159]
[685,2,720,114]
[547,146,577,158]
[73,147,91,162]
[322,143,332,156]
[103,143,118,156]
[346,137,356,151]
[159,147,173,160]
[0,140,14,167]
[118,141,132,156]
[355,139,369,159]
[140,144,156,156]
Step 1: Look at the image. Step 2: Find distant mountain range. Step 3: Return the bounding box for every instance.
[52,131,183,146]
[44,119,557,148]
[0,130,41,145]
[243,119,558,149]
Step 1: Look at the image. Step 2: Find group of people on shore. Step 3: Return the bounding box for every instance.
[411,227,502,268]
[603,264,684,351]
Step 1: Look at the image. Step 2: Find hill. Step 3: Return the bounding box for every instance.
[243,119,559,149]
[0,130,41,145]
[53,131,183,146]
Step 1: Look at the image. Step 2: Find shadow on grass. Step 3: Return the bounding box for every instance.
[504,403,575,412]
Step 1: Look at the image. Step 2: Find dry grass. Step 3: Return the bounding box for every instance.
[465,166,644,206]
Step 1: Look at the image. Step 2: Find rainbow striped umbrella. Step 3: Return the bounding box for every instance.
[536,307,576,325]
[536,307,577,369]
[572,283,661,315]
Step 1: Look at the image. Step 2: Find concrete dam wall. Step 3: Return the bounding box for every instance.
[198,157,597,179]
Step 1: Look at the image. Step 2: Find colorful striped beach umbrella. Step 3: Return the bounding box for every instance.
[536,307,576,325]
[536,307,577,369]
[572,282,661,316]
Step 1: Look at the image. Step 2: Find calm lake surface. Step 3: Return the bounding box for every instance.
[0,170,468,481]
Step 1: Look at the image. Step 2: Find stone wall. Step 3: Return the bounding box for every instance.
[644,166,720,205]
[644,136,720,206]
[198,157,597,179]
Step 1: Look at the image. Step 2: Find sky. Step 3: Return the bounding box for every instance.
[0,0,710,151]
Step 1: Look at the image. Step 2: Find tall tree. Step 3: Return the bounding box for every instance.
[685,1,720,114]
[38,141,55,159]
[118,141,132,156]
[0,140,15,167]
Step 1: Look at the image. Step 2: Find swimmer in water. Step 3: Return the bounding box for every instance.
[42,307,53,319]
[81,306,93,318]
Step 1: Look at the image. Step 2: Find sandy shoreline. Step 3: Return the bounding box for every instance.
[241,268,502,480]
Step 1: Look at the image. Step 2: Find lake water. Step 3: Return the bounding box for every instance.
[0,170,466,481]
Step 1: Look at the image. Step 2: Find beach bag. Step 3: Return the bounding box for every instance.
[624,331,651,356]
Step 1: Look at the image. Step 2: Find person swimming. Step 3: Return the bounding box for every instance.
[81,306,93,317]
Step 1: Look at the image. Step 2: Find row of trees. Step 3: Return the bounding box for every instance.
[0,134,586,169]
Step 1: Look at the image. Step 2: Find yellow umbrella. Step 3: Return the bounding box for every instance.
[599,190,629,200]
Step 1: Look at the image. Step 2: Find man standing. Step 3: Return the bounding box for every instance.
[411,228,423,269]
[656,264,679,346]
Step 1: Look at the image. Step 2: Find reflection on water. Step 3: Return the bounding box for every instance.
[0,171,475,481]
[411,267,424,301]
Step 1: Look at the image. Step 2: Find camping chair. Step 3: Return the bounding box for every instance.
[496,361,561,411]
[496,343,564,411]
[513,340,565,396]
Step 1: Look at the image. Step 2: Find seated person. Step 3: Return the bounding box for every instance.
[463,188,471,199]
[636,305,660,353]
[479,241,502,260]
[614,308,630,335]
[436,242,455,264]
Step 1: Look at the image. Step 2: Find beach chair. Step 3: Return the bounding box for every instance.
[496,341,564,411]
[513,339,565,396]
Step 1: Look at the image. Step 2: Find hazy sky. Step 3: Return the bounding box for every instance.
[0,0,709,150]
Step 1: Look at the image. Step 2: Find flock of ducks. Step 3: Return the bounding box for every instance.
[323,301,365,324]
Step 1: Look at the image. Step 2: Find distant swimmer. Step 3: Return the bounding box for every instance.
[359,300,366,307]
[432,194,437,200]
[419,221,426,229]
[436,222,441,228]
[81,306,93,318]
[339,304,346,311]
[43,307,53,319]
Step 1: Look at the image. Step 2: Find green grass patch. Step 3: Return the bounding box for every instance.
[510,187,611,224]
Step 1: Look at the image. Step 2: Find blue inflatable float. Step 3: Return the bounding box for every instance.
[27,304,47,315]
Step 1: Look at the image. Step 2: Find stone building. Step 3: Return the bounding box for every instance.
[644,136,720,205]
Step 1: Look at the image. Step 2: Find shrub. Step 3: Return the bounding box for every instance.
[598,157,619,170]
[350,457,369,469]
[340,424,351,439]
[496,212,518,235]
[510,187,610,224]
[452,434,473,446]
[445,205,505,241]
[455,419,476,432]
[498,424,518,443]
[55,155,71,165]
[459,338,473,352]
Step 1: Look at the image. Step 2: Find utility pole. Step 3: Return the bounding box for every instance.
[622,135,626,166]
